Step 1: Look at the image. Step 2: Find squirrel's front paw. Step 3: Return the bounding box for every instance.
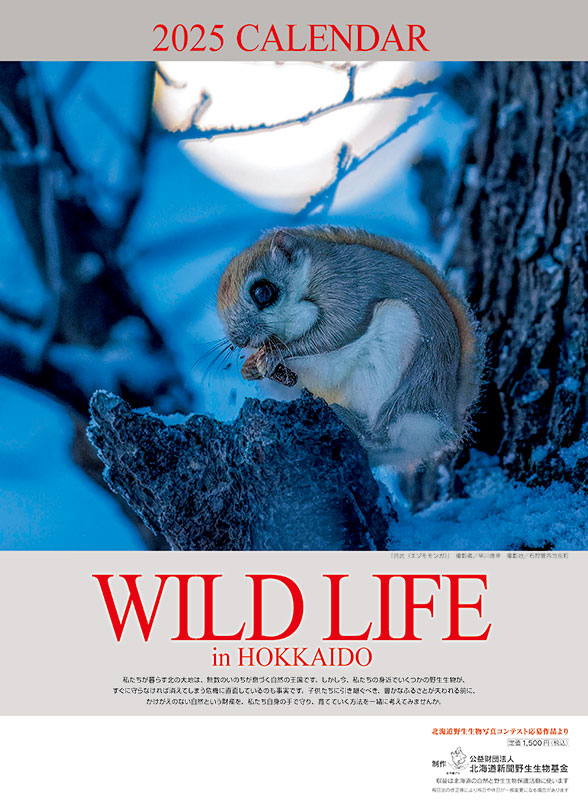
[241,349,267,381]
[241,346,297,387]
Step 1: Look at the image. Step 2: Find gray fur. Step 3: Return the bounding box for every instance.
[219,227,477,472]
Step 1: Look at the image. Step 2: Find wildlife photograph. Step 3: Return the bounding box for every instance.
[0,60,586,550]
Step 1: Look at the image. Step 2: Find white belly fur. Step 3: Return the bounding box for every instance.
[287,299,421,424]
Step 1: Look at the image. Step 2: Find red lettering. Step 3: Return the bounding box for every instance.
[256,647,273,666]
[443,575,492,641]
[292,647,309,666]
[275,647,291,666]
[260,24,284,52]
[356,647,373,666]
[324,574,372,640]
[172,574,198,640]
[237,24,259,51]
[286,23,307,51]
[380,24,406,52]
[330,24,353,51]
[357,24,379,52]
[408,24,429,52]
[92,574,171,642]
[373,574,441,641]
[199,574,245,640]
[309,24,328,52]
[246,574,304,640]
[338,647,355,666]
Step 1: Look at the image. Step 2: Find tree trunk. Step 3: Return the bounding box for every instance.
[449,62,588,489]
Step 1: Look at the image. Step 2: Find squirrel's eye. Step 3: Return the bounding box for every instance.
[250,280,278,310]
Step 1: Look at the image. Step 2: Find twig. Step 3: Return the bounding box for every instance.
[188,91,211,127]
[0,148,51,166]
[355,95,441,167]
[299,143,352,217]
[297,94,441,218]
[170,77,443,142]
[0,298,43,328]
[111,64,156,239]
[67,65,155,239]
[342,64,358,103]
[22,63,63,366]
[156,63,187,89]
[0,97,32,155]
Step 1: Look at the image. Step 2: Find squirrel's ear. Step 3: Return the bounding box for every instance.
[270,230,298,262]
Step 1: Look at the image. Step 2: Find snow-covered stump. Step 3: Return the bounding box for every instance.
[87,390,396,551]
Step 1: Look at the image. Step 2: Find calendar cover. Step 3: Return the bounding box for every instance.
[0,1,587,797]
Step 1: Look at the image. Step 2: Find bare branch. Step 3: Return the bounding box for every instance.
[185,90,212,128]
[298,94,441,218]
[155,63,187,89]
[169,77,443,142]
[22,63,63,366]
[0,61,191,414]
[299,143,352,217]
[0,314,191,418]
[0,98,32,155]
[0,298,42,328]
[342,64,358,103]
[0,148,52,167]
[108,64,156,238]
[0,61,191,550]
[355,94,441,167]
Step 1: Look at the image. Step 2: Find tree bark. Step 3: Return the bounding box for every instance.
[87,391,397,550]
[449,62,588,489]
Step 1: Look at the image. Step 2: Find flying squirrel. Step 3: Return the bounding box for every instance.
[217,226,482,473]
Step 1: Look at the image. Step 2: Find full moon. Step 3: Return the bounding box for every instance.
[154,61,437,211]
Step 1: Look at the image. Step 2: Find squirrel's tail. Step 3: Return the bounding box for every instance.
[454,306,484,438]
